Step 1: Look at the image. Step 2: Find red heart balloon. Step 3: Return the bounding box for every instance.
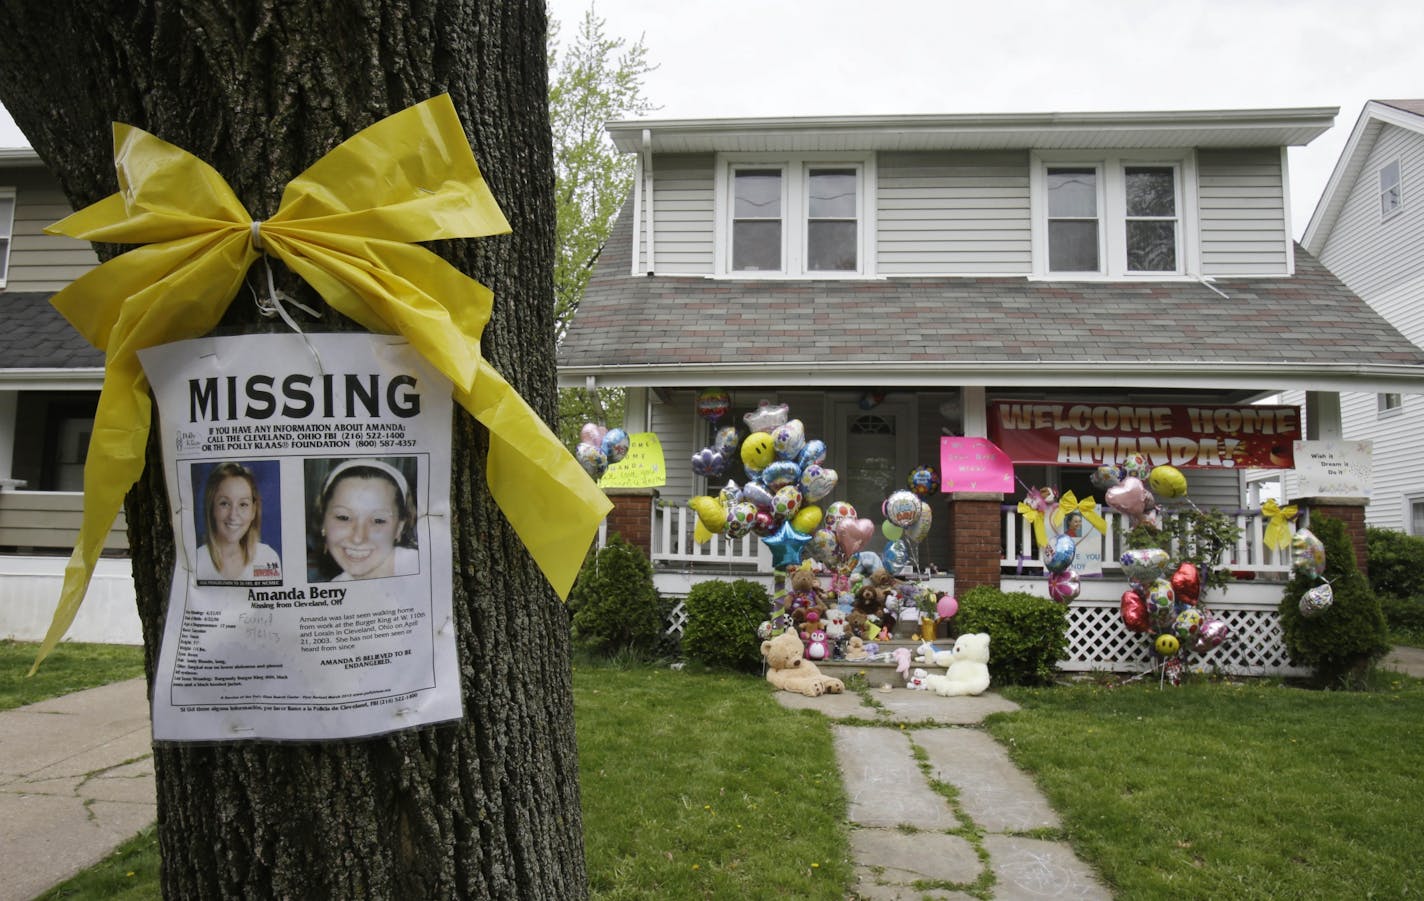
[1120,590,1149,633]
[1170,562,1201,606]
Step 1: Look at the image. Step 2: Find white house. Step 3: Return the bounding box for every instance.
[1274,100,1424,536]
[0,148,135,643]
[557,107,1424,673]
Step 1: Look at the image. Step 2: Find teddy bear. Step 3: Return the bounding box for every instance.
[843,635,867,660]
[906,668,930,690]
[924,632,992,698]
[781,563,828,624]
[853,579,898,636]
[761,627,844,696]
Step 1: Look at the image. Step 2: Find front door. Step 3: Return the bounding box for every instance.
[831,398,916,525]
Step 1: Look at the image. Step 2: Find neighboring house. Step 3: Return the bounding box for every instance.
[558,107,1424,673]
[0,148,137,642]
[1274,100,1424,536]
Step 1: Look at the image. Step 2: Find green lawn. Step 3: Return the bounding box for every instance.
[33,657,1424,900]
[0,639,145,711]
[988,671,1424,899]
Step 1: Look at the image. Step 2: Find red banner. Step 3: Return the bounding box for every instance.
[988,401,1301,469]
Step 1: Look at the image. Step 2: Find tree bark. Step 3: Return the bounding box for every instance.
[0,2,586,897]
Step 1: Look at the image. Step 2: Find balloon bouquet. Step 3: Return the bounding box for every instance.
[1091,458,1233,685]
[685,391,945,657]
[575,423,630,480]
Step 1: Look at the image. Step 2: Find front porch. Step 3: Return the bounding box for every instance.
[608,491,1306,676]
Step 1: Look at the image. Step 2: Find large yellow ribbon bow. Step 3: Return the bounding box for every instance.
[1261,499,1299,552]
[1016,500,1048,548]
[1052,491,1109,536]
[33,95,611,672]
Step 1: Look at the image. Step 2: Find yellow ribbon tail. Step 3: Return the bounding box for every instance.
[1018,503,1047,548]
[29,369,153,674]
[457,358,611,600]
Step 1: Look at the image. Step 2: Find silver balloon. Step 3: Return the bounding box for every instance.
[1299,583,1334,618]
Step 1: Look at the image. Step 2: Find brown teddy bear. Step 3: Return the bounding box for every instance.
[782,562,828,624]
[760,628,844,696]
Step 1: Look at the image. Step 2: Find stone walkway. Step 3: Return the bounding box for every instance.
[0,678,155,901]
[777,689,1110,900]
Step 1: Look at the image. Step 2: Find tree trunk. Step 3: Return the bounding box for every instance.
[0,2,586,897]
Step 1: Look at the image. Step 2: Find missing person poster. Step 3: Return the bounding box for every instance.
[139,333,461,742]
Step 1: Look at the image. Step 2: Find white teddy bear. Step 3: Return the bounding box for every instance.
[906,667,930,690]
[924,632,992,697]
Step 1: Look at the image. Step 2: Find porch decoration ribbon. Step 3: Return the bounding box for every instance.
[31,95,611,673]
[1016,500,1048,548]
[1261,499,1299,552]
[1051,491,1108,536]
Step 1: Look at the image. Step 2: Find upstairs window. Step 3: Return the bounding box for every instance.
[1124,166,1179,272]
[0,189,14,286]
[1046,167,1100,272]
[1379,392,1403,416]
[732,169,783,272]
[1380,159,1402,219]
[1033,153,1195,278]
[806,167,858,272]
[718,155,871,276]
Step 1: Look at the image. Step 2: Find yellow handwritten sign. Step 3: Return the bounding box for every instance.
[599,433,666,488]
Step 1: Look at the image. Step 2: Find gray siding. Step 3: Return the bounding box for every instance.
[876,151,1031,274]
[1315,121,1424,532]
[1317,123,1424,343]
[644,153,715,275]
[1197,149,1289,276]
[3,169,96,291]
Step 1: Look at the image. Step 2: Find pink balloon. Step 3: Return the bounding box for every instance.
[835,517,875,556]
[1105,476,1149,515]
[936,595,959,620]
[580,422,607,447]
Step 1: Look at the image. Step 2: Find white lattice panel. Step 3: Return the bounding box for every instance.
[664,600,689,637]
[1061,599,1309,676]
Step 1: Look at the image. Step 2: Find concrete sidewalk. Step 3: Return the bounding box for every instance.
[0,678,155,901]
[777,689,1110,900]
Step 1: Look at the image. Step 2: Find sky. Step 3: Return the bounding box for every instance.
[4,0,1420,238]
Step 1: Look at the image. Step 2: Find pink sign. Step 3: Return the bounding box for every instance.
[939,437,1015,493]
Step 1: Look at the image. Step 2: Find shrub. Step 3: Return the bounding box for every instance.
[1367,527,1424,602]
[1279,515,1389,689]
[567,535,664,658]
[952,586,1069,686]
[681,579,771,672]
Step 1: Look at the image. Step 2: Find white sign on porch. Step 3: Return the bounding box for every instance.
[140,333,462,742]
[1292,439,1373,499]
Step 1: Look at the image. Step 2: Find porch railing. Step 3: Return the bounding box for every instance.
[1001,504,1293,578]
[650,501,771,569]
[640,499,1294,578]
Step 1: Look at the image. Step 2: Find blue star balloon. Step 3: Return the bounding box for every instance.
[763,521,812,569]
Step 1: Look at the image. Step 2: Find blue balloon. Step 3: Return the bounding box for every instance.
[1044,534,1076,573]
[798,439,827,469]
[763,521,812,569]
[601,428,630,464]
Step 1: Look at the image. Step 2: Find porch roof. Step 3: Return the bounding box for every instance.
[0,293,104,389]
[558,214,1424,397]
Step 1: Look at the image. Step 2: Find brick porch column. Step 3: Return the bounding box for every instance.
[603,488,657,557]
[946,492,1003,594]
[1296,497,1369,579]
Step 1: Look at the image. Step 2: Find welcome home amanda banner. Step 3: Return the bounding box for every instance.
[988,401,1302,469]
